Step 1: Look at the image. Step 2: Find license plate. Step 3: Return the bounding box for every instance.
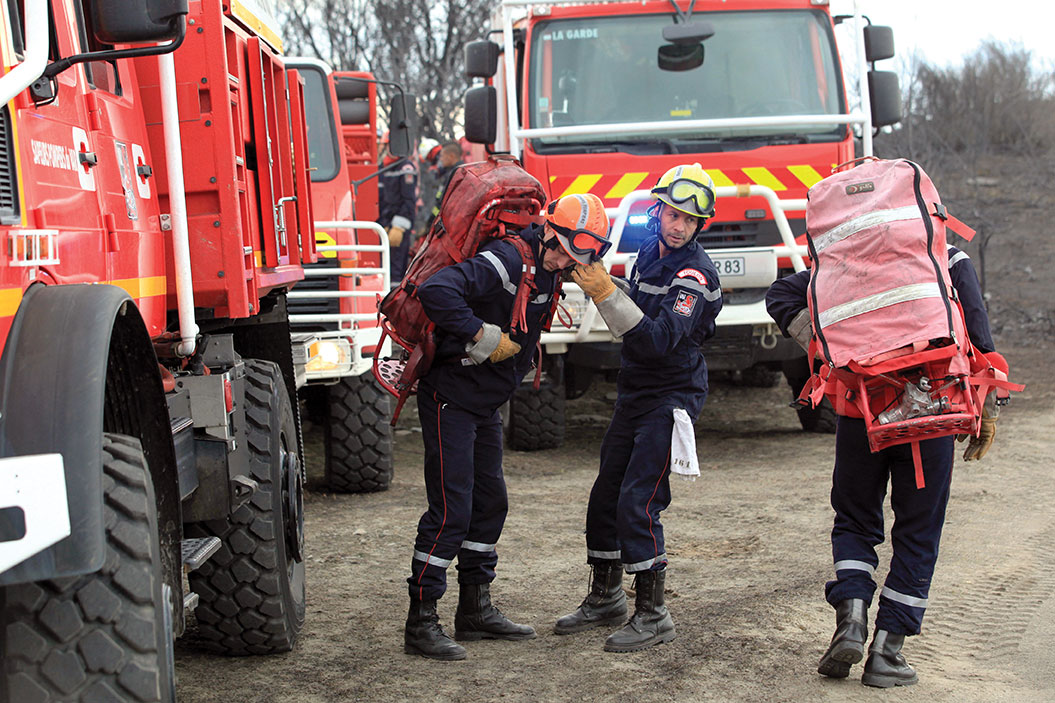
[713,256,746,277]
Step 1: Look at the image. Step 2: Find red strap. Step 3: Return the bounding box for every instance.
[911,441,925,489]
[533,341,542,391]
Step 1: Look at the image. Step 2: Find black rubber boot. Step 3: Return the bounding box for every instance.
[862,629,918,688]
[404,598,467,661]
[817,599,868,678]
[454,582,537,641]
[554,561,628,634]
[603,568,675,652]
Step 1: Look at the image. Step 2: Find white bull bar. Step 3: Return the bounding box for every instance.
[542,185,809,345]
[287,221,391,383]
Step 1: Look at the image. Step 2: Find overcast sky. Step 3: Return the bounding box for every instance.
[829,0,1055,69]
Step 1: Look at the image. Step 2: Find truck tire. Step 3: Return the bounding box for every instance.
[323,373,393,493]
[2,434,175,703]
[782,358,837,434]
[507,380,566,451]
[187,360,305,655]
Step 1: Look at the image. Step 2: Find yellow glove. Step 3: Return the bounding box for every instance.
[489,333,521,364]
[387,225,405,247]
[959,397,998,461]
[571,262,616,303]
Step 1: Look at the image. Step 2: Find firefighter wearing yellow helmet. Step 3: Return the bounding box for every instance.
[559,164,723,652]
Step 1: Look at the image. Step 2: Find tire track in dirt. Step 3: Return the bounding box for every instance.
[911,518,1055,665]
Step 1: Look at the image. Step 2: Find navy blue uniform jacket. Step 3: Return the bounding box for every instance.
[378,160,418,229]
[417,224,558,416]
[618,236,724,418]
[766,244,995,362]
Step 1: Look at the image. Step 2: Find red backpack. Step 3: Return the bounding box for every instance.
[374,154,557,422]
[796,158,1022,486]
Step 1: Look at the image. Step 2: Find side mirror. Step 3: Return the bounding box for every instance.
[89,0,188,43]
[662,21,715,44]
[464,85,497,144]
[864,25,895,63]
[388,94,417,158]
[465,40,501,79]
[868,70,902,127]
[658,43,705,72]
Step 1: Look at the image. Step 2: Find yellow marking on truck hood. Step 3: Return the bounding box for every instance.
[0,287,23,317]
[605,172,649,200]
[111,276,167,299]
[706,169,735,188]
[558,174,603,199]
[788,164,824,188]
[742,167,787,191]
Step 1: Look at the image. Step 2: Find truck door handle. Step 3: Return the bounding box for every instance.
[79,151,98,168]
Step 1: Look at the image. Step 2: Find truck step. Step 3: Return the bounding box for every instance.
[181,536,221,571]
[183,591,200,611]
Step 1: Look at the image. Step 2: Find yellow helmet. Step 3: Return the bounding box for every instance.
[651,163,716,221]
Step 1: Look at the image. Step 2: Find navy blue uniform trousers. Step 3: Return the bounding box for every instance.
[826,416,955,635]
[408,390,507,601]
[586,404,676,573]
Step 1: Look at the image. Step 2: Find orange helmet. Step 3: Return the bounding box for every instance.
[544,193,612,266]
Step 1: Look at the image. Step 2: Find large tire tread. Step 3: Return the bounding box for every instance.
[2,434,172,703]
[507,381,565,451]
[187,360,305,656]
[324,374,393,493]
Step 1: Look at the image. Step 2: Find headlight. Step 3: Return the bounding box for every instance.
[306,339,353,375]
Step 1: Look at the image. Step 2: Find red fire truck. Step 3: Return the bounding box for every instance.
[282,61,400,494]
[0,0,406,698]
[463,0,900,448]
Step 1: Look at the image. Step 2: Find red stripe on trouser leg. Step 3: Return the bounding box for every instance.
[911,441,925,489]
[644,447,672,563]
[415,392,448,600]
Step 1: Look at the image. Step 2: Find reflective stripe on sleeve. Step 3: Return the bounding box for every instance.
[817,282,942,329]
[460,540,497,553]
[834,559,876,576]
[413,550,453,568]
[480,249,551,304]
[587,549,621,560]
[947,248,970,267]
[880,586,928,609]
[813,205,920,253]
[624,553,667,573]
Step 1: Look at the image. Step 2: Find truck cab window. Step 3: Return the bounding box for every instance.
[74,0,120,95]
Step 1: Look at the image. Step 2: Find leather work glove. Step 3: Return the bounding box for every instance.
[387,225,406,247]
[488,333,521,364]
[571,262,616,303]
[465,322,521,365]
[959,394,998,461]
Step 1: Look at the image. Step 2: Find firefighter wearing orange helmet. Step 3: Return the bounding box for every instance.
[555,164,723,652]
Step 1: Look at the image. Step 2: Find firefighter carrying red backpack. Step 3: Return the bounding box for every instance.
[795,157,1023,487]
[374,154,557,423]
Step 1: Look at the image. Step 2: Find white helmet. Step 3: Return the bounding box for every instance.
[418,138,440,161]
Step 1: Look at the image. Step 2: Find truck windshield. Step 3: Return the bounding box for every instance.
[298,66,341,182]
[528,9,844,145]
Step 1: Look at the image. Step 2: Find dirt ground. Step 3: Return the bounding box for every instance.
[173,161,1055,702]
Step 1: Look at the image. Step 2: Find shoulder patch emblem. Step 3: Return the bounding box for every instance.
[676,268,707,285]
[673,290,698,317]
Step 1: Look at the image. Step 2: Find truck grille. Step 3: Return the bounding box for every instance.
[287,261,340,329]
[0,106,19,225]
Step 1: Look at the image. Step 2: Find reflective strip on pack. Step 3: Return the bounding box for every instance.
[817,282,942,329]
[480,250,551,304]
[834,559,876,577]
[413,550,452,568]
[880,586,928,609]
[637,278,721,302]
[813,205,920,253]
[460,540,497,553]
[624,553,667,573]
[587,549,621,560]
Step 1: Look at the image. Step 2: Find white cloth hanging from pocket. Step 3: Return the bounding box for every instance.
[670,408,700,481]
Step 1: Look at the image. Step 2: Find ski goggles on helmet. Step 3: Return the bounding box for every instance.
[654,178,716,219]
[547,222,613,265]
